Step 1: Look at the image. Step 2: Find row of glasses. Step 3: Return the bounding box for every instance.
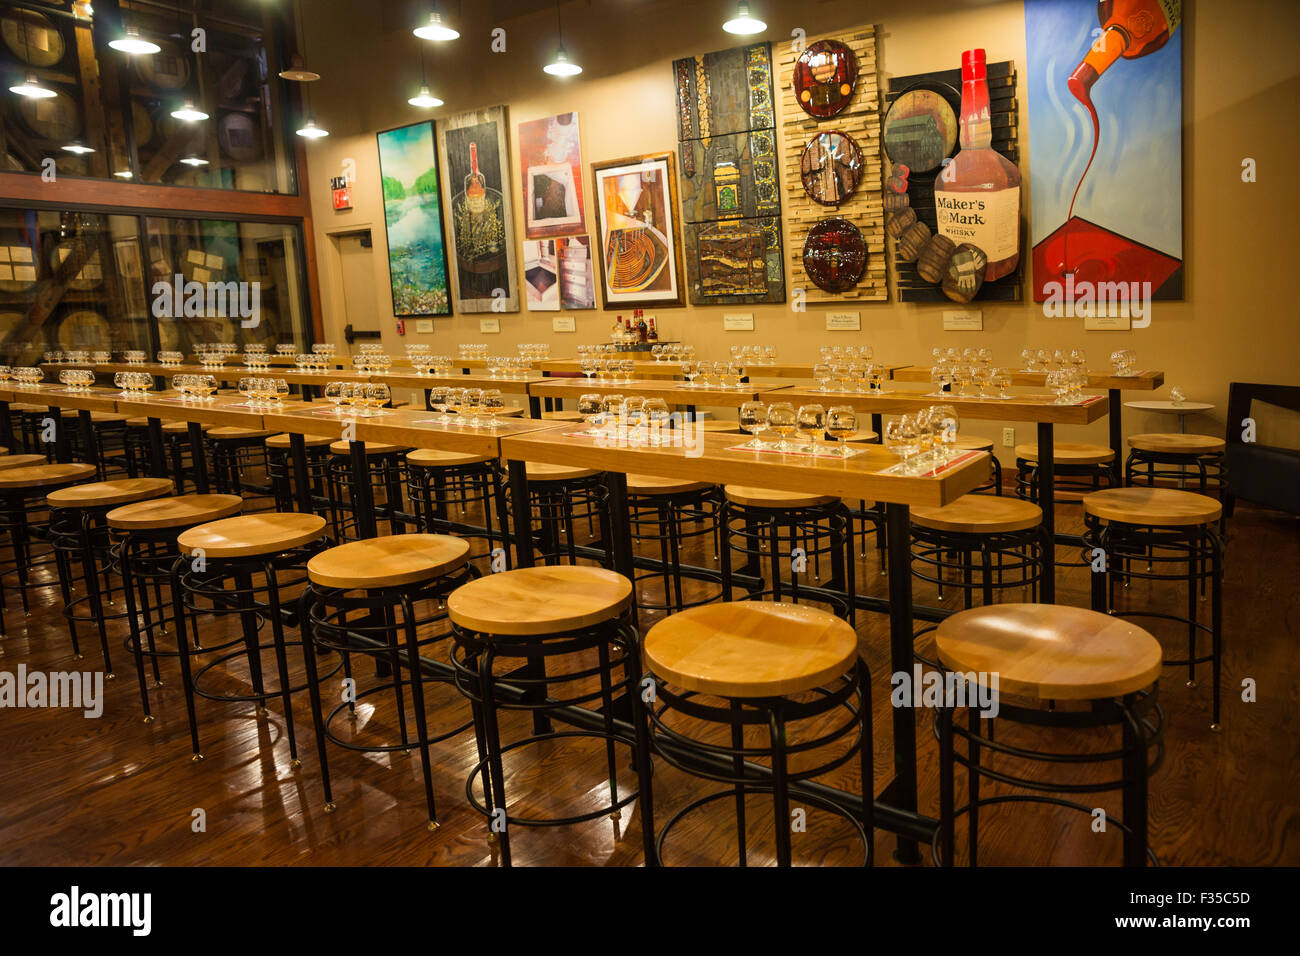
[312,343,337,358]
[157,351,185,367]
[58,369,96,392]
[294,353,334,373]
[276,344,296,357]
[931,362,1016,399]
[12,366,43,387]
[171,374,218,400]
[1047,367,1089,404]
[114,371,152,394]
[814,360,888,394]
[819,344,874,365]
[728,345,779,367]
[324,381,390,415]
[576,393,671,441]
[648,343,694,364]
[458,343,490,361]
[64,349,90,365]
[123,350,148,365]
[43,350,65,364]
[237,377,290,407]
[426,387,507,428]
[243,352,273,371]
[1110,348,1138,376]
[352,352,392,373]
[734,401,858,457]
[884,405,962,473]
[92,350,110,364]
[517,343,550,361]
[486,355,534,379]
[1021,347,1086,372]
[679,360,743,389]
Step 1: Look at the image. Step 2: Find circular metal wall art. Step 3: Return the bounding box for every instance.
[802,217,867,294]
[793,40,858,119]
[883,85,959,175]
[800,130,863,205]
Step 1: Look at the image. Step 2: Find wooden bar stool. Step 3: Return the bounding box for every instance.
[1125,433,1226,502]
[301,534,476,828]
[1082,487,1225,729]
[106,493,245,740]
[173,513,331,763]
[518,462,611,566]
[720,486,855,621]
[326,441,411,540]
[643,601,873,867]
[1015,441,1115,502]
[405,448,510,569]
[934,604,1164,867]
[47,477,175,676]
[952,436,1002,494]
[265,433,334,518]
[626,474,722,614]
[206,427,273,502]
[447,566,652,866]
[909,497,1048,663]
[0,463,98,637]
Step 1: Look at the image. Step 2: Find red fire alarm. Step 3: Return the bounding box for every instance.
[330,176,351,210]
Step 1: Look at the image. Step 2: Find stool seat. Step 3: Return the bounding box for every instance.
[1127,432,1225,455]
[911,496,1042,534]
[162,420,211,434]
[724,485,837,509]
[496,406,526,418]
[176,512,326,558]
[935,604,1162,701]
[525,461,600,481]
[47,477,174,509]
[626,473,714,496]
[328,440,407,456]
[208,427,271,440]
[59,410,126,423]
[0,454,52,470]
[1014,441,1114,465]
[0,462,97,490]
[308,533,470,590]
[952,435,995,452]
[8,403,48,413]
[266,433,334,449]
[107,493,243,531]
[447,566,631,636]
[1082,487,1222,526]
[406,448,493,467]
[644,601,859,698]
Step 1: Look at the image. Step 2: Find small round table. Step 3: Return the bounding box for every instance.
[1123,401,1216,487]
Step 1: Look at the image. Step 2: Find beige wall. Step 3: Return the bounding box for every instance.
[302,0,1300,460]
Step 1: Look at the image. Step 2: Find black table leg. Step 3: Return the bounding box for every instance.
[0,400,13,451]
[885,501,921,865]
[146,418,166,478]
[76,410,97,473]
[507,458,533,569]
[48,406,70,463]
[872,413,884,443]
[188,421,209,494]
[1037,422,1056,604]
[1108,388,1124,486]
[528,393,542,418]
[350,439,378,538]
[290,433,311,513]
[604,471,637,631]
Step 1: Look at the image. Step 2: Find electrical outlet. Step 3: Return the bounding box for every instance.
[1002,427,1016,447]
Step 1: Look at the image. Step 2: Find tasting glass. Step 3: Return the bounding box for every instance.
[643,398,670,442]
[826,406,857,457]
[481,389,505,428]
[738,401,768,449]
[766,402,797,453]
[797,404,826,455]
[577,393,603,433]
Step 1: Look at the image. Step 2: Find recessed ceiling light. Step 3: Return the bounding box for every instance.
[414,11,459,41]
[296,118,329,139]
[109,26,161,55]
[723,1,766,35]
[171,100,209,121]
[408,84,443,108]
[9,73,56,98]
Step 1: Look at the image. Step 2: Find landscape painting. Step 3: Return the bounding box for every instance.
[1025,0,1183,302]
[519,112,587,239]
[376,121,451,316]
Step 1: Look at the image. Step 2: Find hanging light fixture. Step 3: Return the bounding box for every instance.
[9,72,56,98]
[722,1,766,35]
[413,4,459,42]
[171,99,209,121]
[109,24,161,55]
[407,44,443,107]
[543,1,582,77]
[180,154,209,166]
[62,142,95,155]
[279,54,320,83]
[296,117,329,139]
[113,169,133,178]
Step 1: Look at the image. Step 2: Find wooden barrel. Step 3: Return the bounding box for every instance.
[218,111,262,162]
[133,40,191,90]
[57,308,111,348]
[49,239,102,291]
[1,8,65,67]
[17,86,81,142]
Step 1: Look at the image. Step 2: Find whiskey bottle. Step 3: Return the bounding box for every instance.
[647,318,659,343]
[465,142,486,216]
[932,49,1021,282]
[1069,0,1180,97]
[635,310,648,343]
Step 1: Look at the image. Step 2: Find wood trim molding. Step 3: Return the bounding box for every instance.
[0,172,311,221]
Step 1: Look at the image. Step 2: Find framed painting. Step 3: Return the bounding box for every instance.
[436,105,519,313]
[376,120,452,316]
[519,112,586,239]
[590,152,685,309]
[1025,0,1183,302]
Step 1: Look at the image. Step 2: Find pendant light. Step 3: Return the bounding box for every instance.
[289,6,329,139]
[113,170,133,178]
[171,100,209,121]
[180,155,209,166]
[62,142,95,155]
[543,1,582,77]
[9,73,56,98]
[413,5,459,42]
[279,54,320,83]
[407,45,443,108]
[109,24,161,55]
[722,2,766,35]
[296,118,329,139]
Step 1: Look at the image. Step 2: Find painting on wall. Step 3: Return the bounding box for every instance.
[672,41,784,305]
[557,235,595,309]
[518,112,586,240]
[590,153,684,309]
[375,120,451,316]
[522,239,560,310]
[436,105,519,313]
[1025,0,1183,302]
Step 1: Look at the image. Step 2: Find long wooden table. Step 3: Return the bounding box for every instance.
[780,385,1111,602]
[527,377,794,410]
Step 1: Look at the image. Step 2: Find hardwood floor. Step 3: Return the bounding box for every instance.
[0,484,1296,867]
